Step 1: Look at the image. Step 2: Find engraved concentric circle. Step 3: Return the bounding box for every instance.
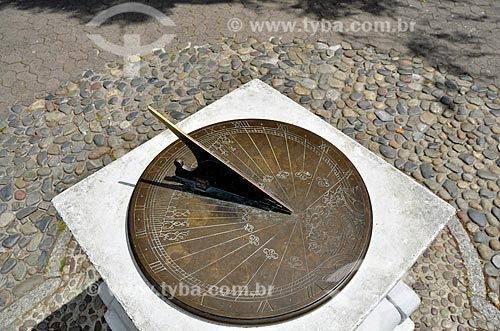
[128,119,372,324]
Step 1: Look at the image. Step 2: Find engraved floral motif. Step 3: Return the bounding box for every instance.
[287,256,303,269]
[322,181,363,219]
[304,197,344,255]
[164,206,190,219]
[211,135,236,156]
[308,241,321,254]
[171,190,193,200]
[249,235,260,246]
[161,207,191,238]
[244,223,254,232]
[305,219,343,256]
[263,248,279,260]
[262,175,274,183]
[295,170,312,181]
[160,230,190,241]
[276,170,290,179]
[238,206,252,222]
[221,136,233,145]
[162,220,189,229]
[316,177,330,187]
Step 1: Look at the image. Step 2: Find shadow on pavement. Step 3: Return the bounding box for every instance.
[0,0,499,85]
[31,280,110,331]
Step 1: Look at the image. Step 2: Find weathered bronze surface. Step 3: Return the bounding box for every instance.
[128,119,372,325]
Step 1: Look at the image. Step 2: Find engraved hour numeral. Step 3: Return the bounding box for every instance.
[277,124,289,132]
[319,141,329,153]
[233,121,250,128]
[257,300,273,312]
[306,283,323,299]
[149,261,166,273]
[135,230,147,238]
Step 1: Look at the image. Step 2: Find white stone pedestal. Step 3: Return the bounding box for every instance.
[53,80,455,331]
[98,278,418,331]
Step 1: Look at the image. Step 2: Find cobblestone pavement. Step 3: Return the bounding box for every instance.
[20,281,111,331]
[408,230,496,330]
[1,37,500,329]
[1,0,500,119]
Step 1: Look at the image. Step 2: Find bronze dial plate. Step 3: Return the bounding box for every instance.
[128,119,372,325]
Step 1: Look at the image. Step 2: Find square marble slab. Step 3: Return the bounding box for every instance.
[53,79,455,331]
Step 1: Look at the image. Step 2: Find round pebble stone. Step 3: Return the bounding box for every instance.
[0,212,15,227]
[492,254,500,269]
[468,209,487,227]
[478,244,494,261]
[490,239,500,251]
[14,190,26,200]
[485,226,500,237]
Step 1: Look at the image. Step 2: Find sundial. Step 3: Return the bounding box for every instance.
[53,80,455,331]
[127,106,373,325]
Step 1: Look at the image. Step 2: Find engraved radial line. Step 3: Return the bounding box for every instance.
[244,128,290,201]
[234,257,268,301]
[211,135,265,181]
[176,210,241,214]
[284,130,297,197]
[182,242,250,279]
[302,138,307,170]
[267,220,299,297]
[173,223,278,262]
[262,128,294,203]
[339,169,353,187]
[304,170,352,211]
[301,164,336,203]
[304,146,325,199]
[227,133,267,176]
[152,218,262,228]
[167,200,247,210]
[150,202,248,214]
[162,227,244,247]
[213,234,277,286]
[323,166,335,181]
[299,220,310,274]
[263,129,282,171]
[149,180,176,254]
[152,216,239,223]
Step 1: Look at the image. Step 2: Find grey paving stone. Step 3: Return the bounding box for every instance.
[468,209,488,228]
[2,234,21,249]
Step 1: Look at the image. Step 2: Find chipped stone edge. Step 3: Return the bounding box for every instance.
[46,226,73,278]
[0,223,72,328]
[448,217,500,324]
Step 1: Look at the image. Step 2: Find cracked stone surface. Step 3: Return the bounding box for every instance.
[1,37,499,329]
[1,0,500,120]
